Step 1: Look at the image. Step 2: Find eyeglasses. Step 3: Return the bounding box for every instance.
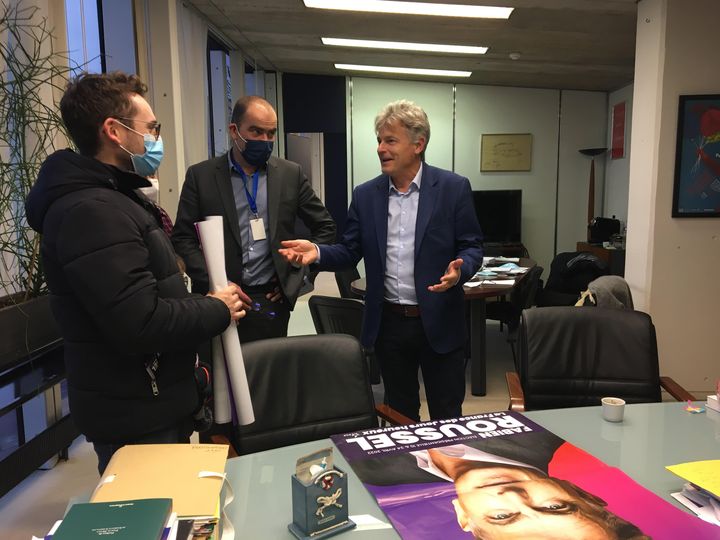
[115,117,162,141]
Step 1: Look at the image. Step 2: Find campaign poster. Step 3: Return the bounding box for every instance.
[332,411,718,539]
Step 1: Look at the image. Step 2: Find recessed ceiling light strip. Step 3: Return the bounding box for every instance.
[305,0,513,19]
[322,37,487,55]
[335,63,471,77]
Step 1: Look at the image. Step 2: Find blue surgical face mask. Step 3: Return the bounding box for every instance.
[117,121,164,176]
[234,132,273,166]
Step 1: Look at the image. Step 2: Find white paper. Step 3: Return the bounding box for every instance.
[482,279,516,286]
[349,514,393,530]
[196,217,255,426]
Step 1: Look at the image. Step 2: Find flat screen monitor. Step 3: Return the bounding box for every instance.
[472,190,522,244]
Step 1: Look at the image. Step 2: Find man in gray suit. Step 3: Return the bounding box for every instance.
[172,96,336,341]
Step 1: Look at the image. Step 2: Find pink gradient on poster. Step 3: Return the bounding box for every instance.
[550,443,717,540]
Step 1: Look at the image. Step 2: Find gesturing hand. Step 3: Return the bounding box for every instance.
[428,258,463,293]
[278,239,319,266]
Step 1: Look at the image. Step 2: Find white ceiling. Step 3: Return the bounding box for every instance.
[189,0,638,92]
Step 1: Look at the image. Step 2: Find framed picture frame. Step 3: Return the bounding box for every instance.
[672,94,720,217]
[480,133,532,172]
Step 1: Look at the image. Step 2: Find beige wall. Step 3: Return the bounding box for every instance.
[628,0,720,392]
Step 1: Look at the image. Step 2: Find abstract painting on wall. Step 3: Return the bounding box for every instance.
[672,94,720,217]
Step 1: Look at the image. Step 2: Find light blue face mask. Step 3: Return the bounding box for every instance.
[117,121,164,177]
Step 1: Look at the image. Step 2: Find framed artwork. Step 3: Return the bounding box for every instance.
[480,133,532,172]
[672,94,720,217]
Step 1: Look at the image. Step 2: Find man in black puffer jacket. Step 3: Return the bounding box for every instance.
[25,72,249,474]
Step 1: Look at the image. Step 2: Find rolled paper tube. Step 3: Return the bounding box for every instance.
[195,216,255,426]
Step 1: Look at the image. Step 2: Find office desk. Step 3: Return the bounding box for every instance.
[351,258,535,397]
[224,439,401,539]
[225,403,717,537]
[524,402,720,506]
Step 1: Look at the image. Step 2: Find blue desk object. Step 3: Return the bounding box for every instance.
[223,403,720,537]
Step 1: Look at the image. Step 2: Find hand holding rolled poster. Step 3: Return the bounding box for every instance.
[195,216,255,425]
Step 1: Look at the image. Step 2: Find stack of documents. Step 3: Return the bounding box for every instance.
[91,444,230,539]
[50,498,172,540]
[667,460,720,526]
[706,394,719,412]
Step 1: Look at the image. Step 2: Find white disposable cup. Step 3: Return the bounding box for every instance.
[601,397,626,422]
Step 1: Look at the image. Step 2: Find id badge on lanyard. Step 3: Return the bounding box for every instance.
[250,216,266,240]
[241,169,267,241]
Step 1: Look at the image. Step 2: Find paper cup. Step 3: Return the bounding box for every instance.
[601,397,626,422]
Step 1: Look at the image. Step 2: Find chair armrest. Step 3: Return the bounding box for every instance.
[209,433,239,458]
[375,404,415,426]
[505,371,526,412]
[660,376,696,402]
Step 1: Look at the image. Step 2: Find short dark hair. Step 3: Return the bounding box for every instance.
[60,71,148,156]
[230,95,272,125]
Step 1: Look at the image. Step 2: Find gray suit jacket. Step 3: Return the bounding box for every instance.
[172,153,336,308]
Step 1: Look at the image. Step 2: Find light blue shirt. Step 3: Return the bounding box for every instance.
[384,164,422,304]
[228,154,275,286]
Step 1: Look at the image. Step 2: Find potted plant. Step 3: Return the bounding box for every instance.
[0,0,73,371]
[0,1,83,495]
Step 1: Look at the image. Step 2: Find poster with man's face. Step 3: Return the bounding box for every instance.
[332,412,717,539]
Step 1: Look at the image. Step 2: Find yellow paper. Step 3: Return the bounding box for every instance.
[666,460,720,497]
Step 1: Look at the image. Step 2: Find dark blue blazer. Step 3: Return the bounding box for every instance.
[318,163,483,353]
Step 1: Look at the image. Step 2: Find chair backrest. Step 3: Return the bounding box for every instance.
[334,267,362,299]
[538,252,609,306]
[308,295,364,338]
[517,306,661,410]
[509,265,544,311]
[233,334,378,455]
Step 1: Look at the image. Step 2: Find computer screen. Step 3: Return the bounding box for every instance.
[472,189,522,243]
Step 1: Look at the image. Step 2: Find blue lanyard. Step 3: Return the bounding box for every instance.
[235,167,260,217]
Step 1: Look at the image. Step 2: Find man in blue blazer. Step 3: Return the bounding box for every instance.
[280,100,483,421]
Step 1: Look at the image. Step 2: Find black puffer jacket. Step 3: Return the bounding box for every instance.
[26,150,230,443]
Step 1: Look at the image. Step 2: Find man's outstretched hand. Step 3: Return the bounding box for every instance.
[428,258,463,293]
[278,239,319,266]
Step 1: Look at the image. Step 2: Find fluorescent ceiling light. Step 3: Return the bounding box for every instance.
[335,63,471,77]
[304,0,513,19]
[322,37,487,55]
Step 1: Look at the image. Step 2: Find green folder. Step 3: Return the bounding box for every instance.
[53,498,172,540]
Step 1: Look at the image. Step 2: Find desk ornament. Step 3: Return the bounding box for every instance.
[289,447,355,539]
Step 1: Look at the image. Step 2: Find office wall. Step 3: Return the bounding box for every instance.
[628,0,719,391]
[555,91,609,255]
[349,78,454,189]
[349,79,608,273]
[455,85,561,272]
[605,84,634,225]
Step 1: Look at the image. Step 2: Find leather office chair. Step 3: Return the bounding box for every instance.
[505,306,694,412]
[485,266,544,362]
[211,334,411,457]
[308,295,381,384]
[334,267,362,300]
[536,252,608,307]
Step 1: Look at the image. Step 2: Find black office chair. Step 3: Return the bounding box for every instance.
[308,295,381,384]
[536,251,608,307]
[334,267,362,300]
[211,335,411,456]
[485,266,544,361]
[505,307,694,412]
